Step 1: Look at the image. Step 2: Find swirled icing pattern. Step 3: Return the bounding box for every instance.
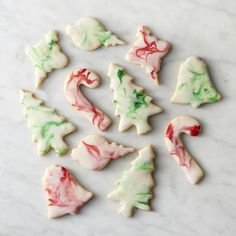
[165,116,204,184]
[25,30,68,88]
[20,90,76,156]
[108,63,162,135]
[64,69,111,131]
[66,17,125,51]
[171,57,221,108]
[108,145,155,217]
[126,26,170,85]
[43,165,93,218]
[71,135,135,170]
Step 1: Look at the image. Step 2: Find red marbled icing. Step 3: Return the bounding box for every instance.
[82,141,116,161]
[128,26,170,82]
[65,69,108,130]
[165,123,201,169]
[45,167,84,213]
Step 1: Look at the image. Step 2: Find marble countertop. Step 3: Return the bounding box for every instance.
[1,0,236,235]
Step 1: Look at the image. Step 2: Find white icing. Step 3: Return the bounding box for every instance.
[126,26,170,84]
[165,115,204,184]
[66,17,124,51]
[20,89,76,156]
[25,30,68,88]
[170,57,221,108]
[108,63,162,135]
[108,145,155,217]
[43,165,93,218]
[71,134,135,170]
[64,68,112,131]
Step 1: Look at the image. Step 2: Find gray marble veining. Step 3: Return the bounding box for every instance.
[0,0,236,235]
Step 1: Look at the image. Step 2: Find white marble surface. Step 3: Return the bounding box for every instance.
[0,0,236,235]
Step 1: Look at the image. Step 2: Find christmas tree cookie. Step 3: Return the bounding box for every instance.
[64,68,111,131]
[20,89,76,156]
[25,30,68,88]
[108,63,162,135]
[126,26,170,85]
[66,17,125,51]
[71,134,135,170]
[108,145,155,217]
[171,57,221,108]
[43,165,93,218]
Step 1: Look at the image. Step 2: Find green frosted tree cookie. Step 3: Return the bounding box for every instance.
[108,63,162,135]
[20,90,76,156]
[171,57,221,108]
[108,145,155,217]
[25,30,68,88]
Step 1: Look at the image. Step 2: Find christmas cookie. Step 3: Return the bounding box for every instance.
[165,116,204,184]
[126,26,170,85]
[108,63,162,135]
[20,89,76,156]
[43,165,93,218]
[108,145,155,217]
[64,68,111,131]
[25,30,68,88]
[71,134,135,170]
[66,17,125,51]
[170,57,221,108]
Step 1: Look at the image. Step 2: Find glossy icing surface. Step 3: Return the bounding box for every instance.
[71,134,134,170]
[171,57,221,108]
[108,145,155,217]
[20,89,76,156]
[25,30,68,88]
[108,63,162,134]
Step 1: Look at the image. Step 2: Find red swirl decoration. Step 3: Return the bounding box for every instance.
[127,26,170,82]
[65,69,111,131]
[166,123,200,169]
[45,167,84,210]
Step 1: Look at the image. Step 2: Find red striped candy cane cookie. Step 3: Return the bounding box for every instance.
[165,116,204,184]
[64,69,111,131]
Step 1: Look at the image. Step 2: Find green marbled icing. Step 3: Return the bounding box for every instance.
[178,68,221,108]
[98,31,112,44]
[20,90,75,156]
[29,31,57,71]
[134,160,154,172]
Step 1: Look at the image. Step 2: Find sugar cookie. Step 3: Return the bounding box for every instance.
[43,165,93,218]
[20,89,75,156]
[126,26,170,85]
[171,57,221,108]
[108,63,162,135]
[108,145,155,217]
[66,17,125,51]
[64,68,111,131]
[165,116,204,184]
[71,134,135,170]
[25,30,68,88]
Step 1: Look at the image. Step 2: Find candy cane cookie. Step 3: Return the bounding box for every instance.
[64,69,111,131]
[165,116,204,184]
